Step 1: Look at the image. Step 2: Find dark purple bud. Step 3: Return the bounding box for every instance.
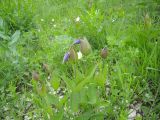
[73,39,81,44]
[63,52,70,63]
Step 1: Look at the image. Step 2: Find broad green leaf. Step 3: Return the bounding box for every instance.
[51,80,60,90]
[44,94,59,106]
[87,83,97,104]
[74,65,97,92]
[51,74,60,90]
[70,92,80,112]
[9,30,20,45]
[79,87,88,103]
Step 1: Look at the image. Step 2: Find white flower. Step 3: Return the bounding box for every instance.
[77,51,82,59]
[75,16,80,22]
[51,18,54,22]
[112,18,116,22]
[53,24,56,28]
[40,19,44,22]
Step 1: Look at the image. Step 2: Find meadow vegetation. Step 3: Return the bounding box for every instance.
[0,0,160,119]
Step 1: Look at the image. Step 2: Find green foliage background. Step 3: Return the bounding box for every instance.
[0,0,160,119]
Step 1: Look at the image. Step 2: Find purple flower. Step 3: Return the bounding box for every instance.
[73,39,81,44]
[63,52,70,63]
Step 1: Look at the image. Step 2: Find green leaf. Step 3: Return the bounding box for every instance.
[70,92,80,112]
[9,30,20,45]
[61,75,76,90]
[79,87,88,103]
[55,109,64,120]
[87,83,97,104]
[74,65,97,92]
[44,94,59,106]
[0,32,10,40]
[51,74,60,90]
[76,109,93,120]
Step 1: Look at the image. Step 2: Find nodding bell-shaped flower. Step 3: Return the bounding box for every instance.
[73,39,81,44]
[63,52,70,63]
[80,37,92,55]
[63,47,77,63]
[69,47,78,61]
[73,37,92,55]
[100,47,108,59]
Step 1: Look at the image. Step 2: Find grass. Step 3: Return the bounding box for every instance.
[0,0,160,119]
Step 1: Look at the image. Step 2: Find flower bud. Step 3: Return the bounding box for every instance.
[42,63,50,73]
[43,63,48,70]
[80,37,92,55]
[100,47,108,59]
[144,13,151,28]
[32,71,39,81]
[69,47,78,61]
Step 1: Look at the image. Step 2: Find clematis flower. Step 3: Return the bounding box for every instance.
[63,52,70,63]
[42,63,50,73]
[63,47,78,63]
[100,47,108,59]
[73,37,92,56]
[80,38,92,55]
[69,47,78,61]
[73,39,81,44]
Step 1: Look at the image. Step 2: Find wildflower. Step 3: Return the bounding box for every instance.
[77,51,82,59]
[51,18,54,22]
[63,52,70,63]
[42,63,50,73]
[32,71,39,81]
[75,16,80,22]
[100,47,108,59]
[73,39,81,44]
[53,24,56,28]
[63,47,78,63]
[40,19,44,22]
[69,47,78,61]
[73,37,92,55]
